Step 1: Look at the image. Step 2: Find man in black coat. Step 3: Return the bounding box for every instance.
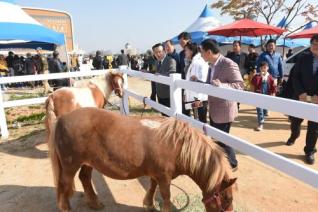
[117,49,129,66]
[286,34,318,165]
[226,40,248,77]
[92,51,104,70]
[48,51,66,89]
[152,43,176,115]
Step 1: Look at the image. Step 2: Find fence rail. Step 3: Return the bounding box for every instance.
[0,67,318,189]
[118,67,318,189]
[0,70,114,138]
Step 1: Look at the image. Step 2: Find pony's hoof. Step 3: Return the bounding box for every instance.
[87,200,105,210]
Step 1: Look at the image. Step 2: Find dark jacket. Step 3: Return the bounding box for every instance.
[293,51,318,98]
[103,59,110,69]
[168,50,181,74]
[142,55,157,73]
[156,56,176,98]
[226,51,248,76]
[24,57,36,75]
[6,55,14,68]
[117,53,129,66]
[179,50,186,79]
[93,56,104,70]
[48,58,63,73]
[245,52,259,73]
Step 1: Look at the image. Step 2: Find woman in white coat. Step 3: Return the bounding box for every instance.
[184,42,209,123]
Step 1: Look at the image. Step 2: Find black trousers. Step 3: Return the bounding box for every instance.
[184,101,208,123]
[158,97,170,117]
[289,116,318,155]
[150,81,157,102]
[210,119,238,168]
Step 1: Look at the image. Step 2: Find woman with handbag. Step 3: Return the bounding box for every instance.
[184,42,209,123]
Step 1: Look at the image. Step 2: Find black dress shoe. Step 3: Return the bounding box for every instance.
[305,154,315,165]
[286,139,295,146]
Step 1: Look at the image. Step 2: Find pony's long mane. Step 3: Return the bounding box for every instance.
[155,118,231,192]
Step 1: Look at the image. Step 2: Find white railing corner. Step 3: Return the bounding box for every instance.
[119,66,129,115]
[169,73,182,117]
[0,90,9,139]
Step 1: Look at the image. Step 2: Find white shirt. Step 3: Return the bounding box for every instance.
[184,53,209,102]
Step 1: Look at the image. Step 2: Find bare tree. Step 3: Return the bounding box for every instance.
[212,0,318,36]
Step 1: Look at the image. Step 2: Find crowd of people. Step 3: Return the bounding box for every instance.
[1,33,317,166]
[0,47,68,93]
[140,32,318,166]
[85,49,146,71]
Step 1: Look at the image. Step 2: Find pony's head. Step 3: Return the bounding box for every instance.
[108,71,124,97]
[202,178,236,212]
[155,118,237,212]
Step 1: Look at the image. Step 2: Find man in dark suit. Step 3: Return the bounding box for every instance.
[117,49,129,66]
[178,32,192,115]
[165,40,181,74]
[92,50,104,70]
[152,43,176,113]
[286,34,318,165]
[178,32,191,79]
[226,40,248,77]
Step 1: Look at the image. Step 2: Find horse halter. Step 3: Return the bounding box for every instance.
[202,191,233,212]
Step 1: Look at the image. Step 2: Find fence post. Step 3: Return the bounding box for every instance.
[0,90,9,140]
[119,66,129,115]
[170,73,182,117]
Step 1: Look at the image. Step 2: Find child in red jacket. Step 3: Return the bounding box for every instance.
[251,61,276,131]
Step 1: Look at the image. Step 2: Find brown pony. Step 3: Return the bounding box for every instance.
[48,108,236,212]
[44,71,124,140]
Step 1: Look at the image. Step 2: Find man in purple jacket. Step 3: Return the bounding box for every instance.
[201,39,244,170]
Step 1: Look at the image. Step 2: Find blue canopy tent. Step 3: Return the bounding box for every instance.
[0,1,65,50]
[170,5,223,45]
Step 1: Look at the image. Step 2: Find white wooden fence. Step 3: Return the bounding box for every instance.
[118,66,318,189]
[0,67,318,190]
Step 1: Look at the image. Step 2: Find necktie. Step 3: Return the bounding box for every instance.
[158,61,162,70]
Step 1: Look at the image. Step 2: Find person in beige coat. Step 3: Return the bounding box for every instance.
[200,39,244,170]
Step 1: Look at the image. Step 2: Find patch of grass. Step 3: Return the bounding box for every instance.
[28,105,42,110]
[129,107,160,115]
[9,93,45,101]
[154,194,204,212]
[8,112,45,125]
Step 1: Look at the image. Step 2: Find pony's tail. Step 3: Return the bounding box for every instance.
[45,95,75,196]
[45,94,60,187]
[45,94,57,140]
[48,118,61,188]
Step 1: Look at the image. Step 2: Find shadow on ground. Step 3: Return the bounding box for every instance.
[0,130,47,159]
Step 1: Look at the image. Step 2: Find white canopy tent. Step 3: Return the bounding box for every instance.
[171,5,223,44]
[185,4,221,32]
[0,1,65,49]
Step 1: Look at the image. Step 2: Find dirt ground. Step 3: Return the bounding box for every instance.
[0,77,317,212]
